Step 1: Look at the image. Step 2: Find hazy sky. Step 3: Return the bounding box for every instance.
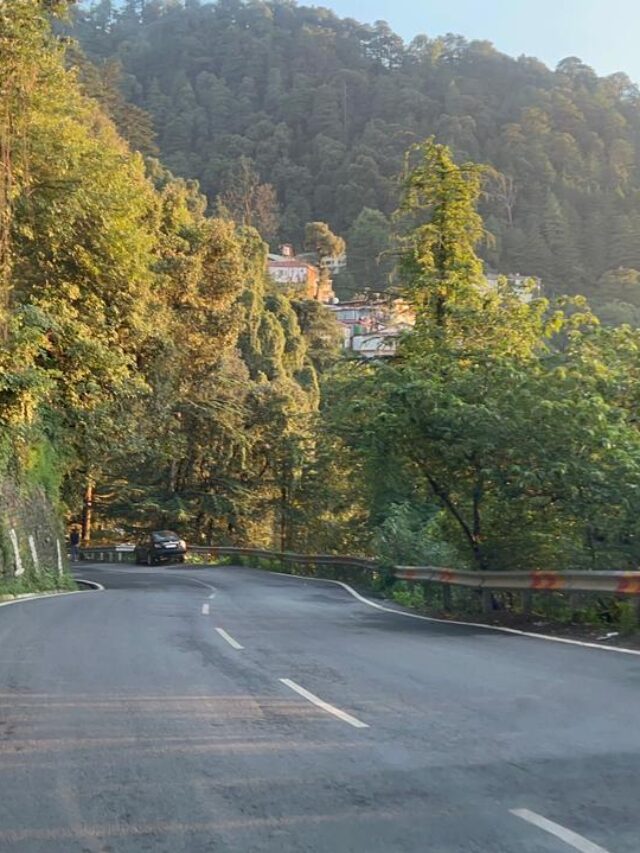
[322,0,640,83]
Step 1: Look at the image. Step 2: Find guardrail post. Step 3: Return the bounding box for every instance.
[481,588,493,614]
[521,589,532,616]
[442,584,452,612]
[568,591,580,613]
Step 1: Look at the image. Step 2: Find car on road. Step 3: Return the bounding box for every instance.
[134,530,187,565]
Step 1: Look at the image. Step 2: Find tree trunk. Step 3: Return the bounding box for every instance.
[280,484,287,552]
[0,90,14,337]
[471,539,490,572]
[423,469,489,571]
[168,458,178,493]
[81,478,94,545]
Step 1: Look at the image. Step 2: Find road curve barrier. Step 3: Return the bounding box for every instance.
[393,566,640,595]
[80,544,136,564]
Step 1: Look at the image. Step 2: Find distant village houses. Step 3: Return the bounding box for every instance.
[267,244,319,299]
[267,244,335,303]
[328,297,415,359]
[267,246,541,360]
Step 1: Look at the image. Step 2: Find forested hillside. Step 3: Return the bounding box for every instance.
[73,0,640,317]
[0,0,345,579]
[6,0,640,591]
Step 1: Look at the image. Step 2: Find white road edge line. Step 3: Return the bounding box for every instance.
[0,590,88,608]
[264,570,640,657]
[215,627,243,650]
[280,678,369,729]
[75,579,106,591]
[182,577,218,596]
[510,808,611,853]
[201,602,210,615]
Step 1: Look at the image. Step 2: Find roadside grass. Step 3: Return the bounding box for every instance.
[184,553,235,566]
[0,569,77,598]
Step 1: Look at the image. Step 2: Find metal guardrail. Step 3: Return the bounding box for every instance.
[395,566,640,596]
[79,544,640,597]
[80,544,135,564]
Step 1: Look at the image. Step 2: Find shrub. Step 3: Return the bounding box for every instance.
[391,581,425,609]
[372,503,463,568]
[0,569,76,596]
[618,600,639,636]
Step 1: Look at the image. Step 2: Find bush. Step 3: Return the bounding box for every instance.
[373,503,463,568]
[371,569,395,594]
[185,552,212,565]
[391,581,425,609]
[0,569,76,596]
[618,600,639,635]
[185,553,237,566]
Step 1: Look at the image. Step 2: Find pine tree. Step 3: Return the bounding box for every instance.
[397,138,485,326]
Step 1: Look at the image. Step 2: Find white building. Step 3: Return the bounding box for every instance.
[327,298,414,358]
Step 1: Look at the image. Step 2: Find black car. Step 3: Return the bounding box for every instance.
[134,530,187,565]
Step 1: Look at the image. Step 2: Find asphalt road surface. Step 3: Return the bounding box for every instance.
[0,563,639,852]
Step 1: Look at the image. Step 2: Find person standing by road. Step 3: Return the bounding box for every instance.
[69,527,81,562]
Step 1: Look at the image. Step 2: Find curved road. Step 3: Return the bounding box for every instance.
[0,563,638,852]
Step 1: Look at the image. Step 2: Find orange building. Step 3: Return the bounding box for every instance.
[267,245,335,303]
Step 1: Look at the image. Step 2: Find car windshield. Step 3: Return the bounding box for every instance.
[152,531,179,542]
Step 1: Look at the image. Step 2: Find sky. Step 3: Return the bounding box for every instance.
[322,0,640,83]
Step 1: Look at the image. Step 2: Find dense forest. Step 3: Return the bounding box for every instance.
[72,0,640,321]
[0,0,347,573]
[5,0,640,596]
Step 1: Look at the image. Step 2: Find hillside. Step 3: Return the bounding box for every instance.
[6,0,640,580]
[72,0,640,312]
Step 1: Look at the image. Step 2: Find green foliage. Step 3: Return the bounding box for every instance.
[334,315,640,572]
[326,141,640,573]
[0,0,327,556]
[397,139,486,326]
[72,52,159,157]
[304,222,345,263]
[217,156,280,242]
[184,553,213,566]
[9,1,640,600]
[291,300,343,373]
[391,581,425,610]
[23,438,64,502]
[0,570,76,596]
[372,503,462,568]
[618,601,639,636]
[346,208,393,294]
[70,1,640,304]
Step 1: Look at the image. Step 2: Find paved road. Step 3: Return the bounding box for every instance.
[0,563,638,852]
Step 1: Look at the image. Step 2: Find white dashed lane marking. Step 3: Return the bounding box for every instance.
[279,679,369,729]
[510,808,611,853]
[215,627,244,650]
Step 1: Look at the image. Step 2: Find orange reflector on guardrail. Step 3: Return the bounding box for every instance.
[530,572,565,591]
[439,570,456,584]
[617,575,640,595]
